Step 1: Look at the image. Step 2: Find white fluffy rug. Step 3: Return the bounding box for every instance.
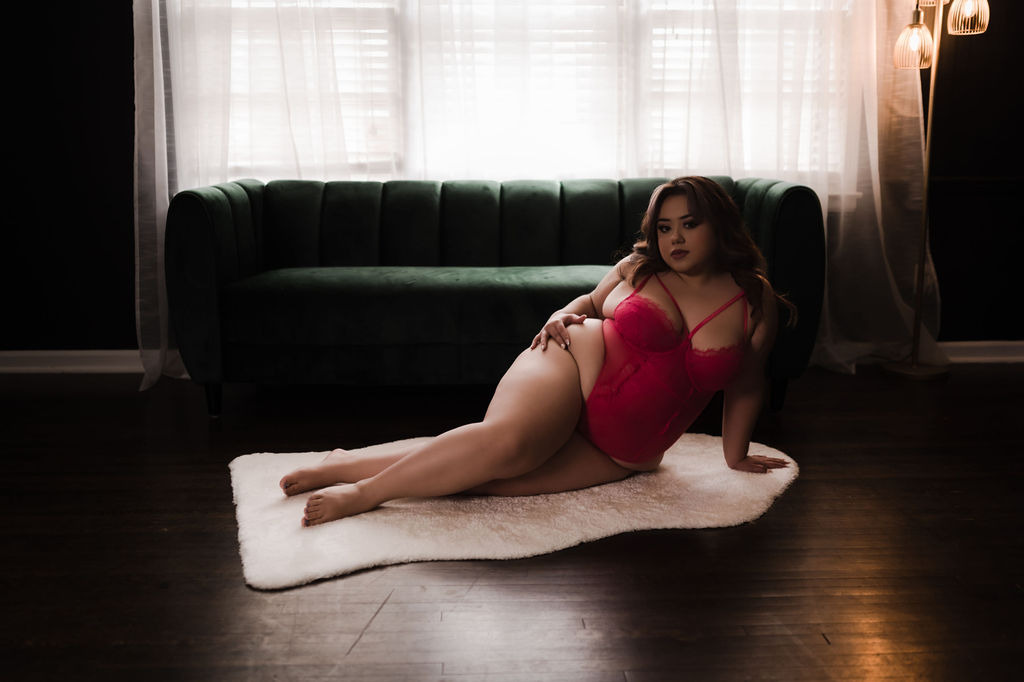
[229,433,798,590]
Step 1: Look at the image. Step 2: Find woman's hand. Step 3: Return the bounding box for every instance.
[729,455,789,474]
[531,313,588,351]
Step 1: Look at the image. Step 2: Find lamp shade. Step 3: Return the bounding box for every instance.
[894,10,934,69]
[948,0,989,35]
[917,0,950,6]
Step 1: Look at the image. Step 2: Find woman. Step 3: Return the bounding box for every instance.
[282,176,791,527]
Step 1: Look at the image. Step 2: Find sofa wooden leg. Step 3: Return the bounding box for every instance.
[769,377,788,412]
[205,383,223,418]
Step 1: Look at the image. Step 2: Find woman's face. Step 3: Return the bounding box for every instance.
[656,194,717,276]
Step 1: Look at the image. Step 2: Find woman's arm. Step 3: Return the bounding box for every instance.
[532,257,631,350]
[721,285,789,473]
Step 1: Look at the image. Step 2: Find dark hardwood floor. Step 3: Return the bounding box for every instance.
[2,364,1021,681]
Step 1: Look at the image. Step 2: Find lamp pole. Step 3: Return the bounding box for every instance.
[885,0,989,379]
[894,0,948,379]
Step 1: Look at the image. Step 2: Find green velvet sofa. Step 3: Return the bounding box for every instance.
[165,177,825,415]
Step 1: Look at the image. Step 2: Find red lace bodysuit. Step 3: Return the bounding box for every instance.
[578,273,748,463]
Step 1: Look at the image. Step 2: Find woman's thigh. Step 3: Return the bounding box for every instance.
[482,346,585,465]
[469,431,634,496]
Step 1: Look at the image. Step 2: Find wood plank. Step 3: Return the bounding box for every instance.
[2,366,1022,679]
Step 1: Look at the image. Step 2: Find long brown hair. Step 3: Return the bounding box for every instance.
[626,176,796,326]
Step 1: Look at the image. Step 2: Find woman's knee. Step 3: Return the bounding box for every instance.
[482,425,544,479]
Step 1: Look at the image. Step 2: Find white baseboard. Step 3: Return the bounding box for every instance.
[937,341,1024,364]
[0,350,144,374]
[0,343,1020,374]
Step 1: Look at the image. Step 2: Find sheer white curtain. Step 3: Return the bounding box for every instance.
[404,0,631,179]
[809,0,945,371]
[166,0,404,185]
[135,0,187,388]
[134,0,942,385]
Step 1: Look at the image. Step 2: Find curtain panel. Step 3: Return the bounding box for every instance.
[134,0,187,389]
[134,0,944,386]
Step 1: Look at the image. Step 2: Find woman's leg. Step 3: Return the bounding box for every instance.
[280,440,429,496]
[466,431,636,496]
[302,347,584,526]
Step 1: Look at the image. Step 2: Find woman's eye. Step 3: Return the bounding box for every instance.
[683,222,698,230]
[657,224,670,233]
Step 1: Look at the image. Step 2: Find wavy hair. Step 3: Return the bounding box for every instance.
[625,176,796,326]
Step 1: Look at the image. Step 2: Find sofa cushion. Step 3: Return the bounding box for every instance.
[380,181,443,266]
[222,265,609,348]
[321,181,384,266]
[500,181,562,266]
[561,179,622,265]
[441,181,502,266]
[263,180,325,268]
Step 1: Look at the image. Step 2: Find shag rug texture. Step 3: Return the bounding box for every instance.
[229,433,798,590]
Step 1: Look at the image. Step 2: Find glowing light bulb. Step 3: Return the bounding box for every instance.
[948,0,989,35]
[893,7,935,69]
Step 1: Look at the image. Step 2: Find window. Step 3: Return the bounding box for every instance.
[644,0,850,177]
[406,0,627,178]
[221,0,403,178]
[175,0,852,183]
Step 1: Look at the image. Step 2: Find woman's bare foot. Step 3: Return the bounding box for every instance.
[279,449,352,496]
[303,483,377,526]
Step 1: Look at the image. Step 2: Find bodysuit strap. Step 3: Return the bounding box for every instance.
[626,274,654,300]
[651,273,685,319]
[687,291,747,340]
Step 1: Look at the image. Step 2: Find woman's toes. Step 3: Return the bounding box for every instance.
[303,504,322,526]
[280,467,324,496]
[299,485,371,528]
[280,472,304,495]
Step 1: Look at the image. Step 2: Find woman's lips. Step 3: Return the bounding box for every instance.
[671,249,689,259]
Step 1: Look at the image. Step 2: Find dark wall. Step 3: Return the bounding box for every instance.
[926,1,1023,341]
[3,3,136,350]
[1,2,1019,351]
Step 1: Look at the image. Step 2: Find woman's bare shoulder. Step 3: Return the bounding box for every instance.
[590,257,636,314]
[614,255,639,281]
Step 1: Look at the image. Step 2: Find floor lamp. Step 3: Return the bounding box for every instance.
[887,0,990,379]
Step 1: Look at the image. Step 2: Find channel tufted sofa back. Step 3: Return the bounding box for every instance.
[169,177,759,274]
[166,175,825,414]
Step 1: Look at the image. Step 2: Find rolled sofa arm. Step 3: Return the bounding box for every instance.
[735,178,826,384]
[165,179,265,384]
